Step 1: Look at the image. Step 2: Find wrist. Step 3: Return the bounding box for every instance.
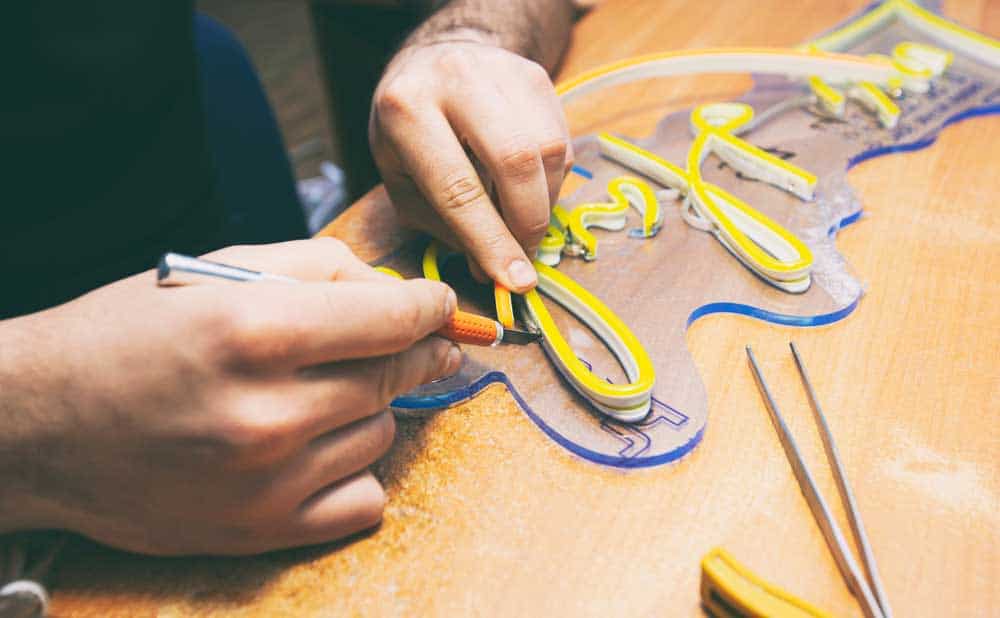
[397,0,575,72]
[403,25,502,51]
[0,312,68,531]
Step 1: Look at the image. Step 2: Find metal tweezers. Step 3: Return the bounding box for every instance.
[746,343,892,618]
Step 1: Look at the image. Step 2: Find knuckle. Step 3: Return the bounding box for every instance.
[539,139,568,169]
[215,308,286,369]
[439,173,487,213]
[478,228,512,255]
[498,144,541,182]
[374,81,415,121]
[524,60,553,88]
[313,237,360,275]
[214,399,299,465]
[313,236,350,258]
[388,297,425,342]
[522,213,551,241]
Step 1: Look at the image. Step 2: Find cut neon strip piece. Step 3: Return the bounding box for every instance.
[522,261,655,422]
[701,547,833,618]
[848,81,901,128]
[494,283,515,328]
[808,75,846,116]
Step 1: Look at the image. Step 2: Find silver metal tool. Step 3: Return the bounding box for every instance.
[746,343,891,618]
[157,252,297,286]
[155,252,540,348]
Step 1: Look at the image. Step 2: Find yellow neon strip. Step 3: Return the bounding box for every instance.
[565,176,663,261]
[687,154,813,282]
[421,242,655,420]
[806,1,901,53]
[616,177,663,238]
[494,284,515,328]
[374,266,404,279]
[808,36,954,125]
[421,240,442,281]
[807,0,999,68]
[886,42,953,93]
[423,240,515,326]
[555,47,897,105]
[566,198,628,261]
[849,81,901,128]
[701,548,833,618]
[894,41,953,75]
[808,75,846,116]
[690,103,817,200]
[599,132,689,190]
[538,207,569,266]
[599,120,814,288]
[523,261,655,421]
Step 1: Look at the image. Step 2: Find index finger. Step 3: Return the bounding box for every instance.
[216,277,457,368]
[380,108,538,293]
[202,238,386,283]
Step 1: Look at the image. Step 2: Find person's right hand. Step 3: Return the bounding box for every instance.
[0,238,459,555]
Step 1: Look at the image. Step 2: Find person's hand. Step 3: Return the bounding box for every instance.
[369,35,573,292]
[0,238,459,555]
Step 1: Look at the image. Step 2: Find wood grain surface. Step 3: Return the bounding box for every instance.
[50,1,999,616]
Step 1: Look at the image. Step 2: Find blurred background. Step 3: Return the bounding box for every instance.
[198,0,336,180]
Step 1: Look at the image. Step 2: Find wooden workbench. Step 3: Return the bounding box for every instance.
[50,1,999,615]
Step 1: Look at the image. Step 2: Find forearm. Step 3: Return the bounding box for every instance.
[0,313,65,531]
[403,0,579,72]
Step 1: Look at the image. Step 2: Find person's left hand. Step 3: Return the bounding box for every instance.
[369,36,573,293]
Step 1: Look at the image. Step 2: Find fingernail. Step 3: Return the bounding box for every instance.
[445,344,463,375]
[445,288,457,317]
[507,259,537,290]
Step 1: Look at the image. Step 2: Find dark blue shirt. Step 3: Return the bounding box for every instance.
[1,2,225,318]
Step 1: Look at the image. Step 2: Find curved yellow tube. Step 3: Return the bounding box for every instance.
[523,261,655,422]
[494,283,515,328]
[598,121,814,293]
[565,176,663,261]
